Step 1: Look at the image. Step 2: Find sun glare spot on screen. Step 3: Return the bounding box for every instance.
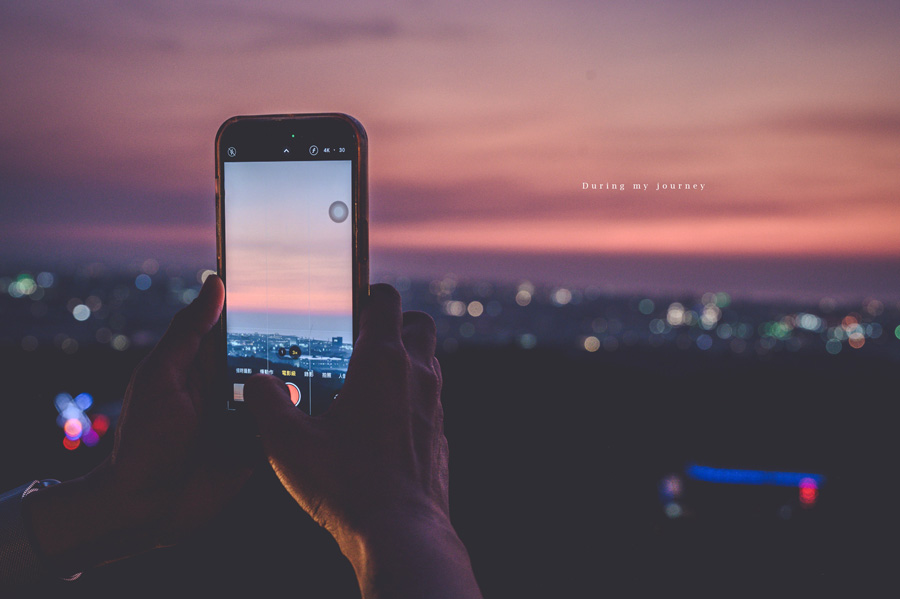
[328,201,349,223]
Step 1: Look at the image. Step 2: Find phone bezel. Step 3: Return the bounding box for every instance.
[214,113,368,414]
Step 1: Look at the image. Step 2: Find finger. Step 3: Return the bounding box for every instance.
[433,355,443,396]
[242,374,313,457]
[401,311,437,366]
[432,358,450,515]
[151,274,224,372]
[191,327,223,414]
[435,431,451,516]
[412,354,443,467]
[357,284,403,348]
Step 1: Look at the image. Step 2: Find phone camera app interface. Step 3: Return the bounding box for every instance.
[224,160,352,414]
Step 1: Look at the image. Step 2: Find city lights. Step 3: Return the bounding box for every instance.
[3,268,898,361]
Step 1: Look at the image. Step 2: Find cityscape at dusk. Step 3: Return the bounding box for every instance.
[2,1,899,595]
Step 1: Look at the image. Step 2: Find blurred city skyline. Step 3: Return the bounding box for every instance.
[2,1,899,301]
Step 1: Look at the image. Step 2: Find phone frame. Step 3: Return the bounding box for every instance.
[214,113,368,413]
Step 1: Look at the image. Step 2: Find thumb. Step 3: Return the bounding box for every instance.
[151,274,224,371]
[243,374,312,456]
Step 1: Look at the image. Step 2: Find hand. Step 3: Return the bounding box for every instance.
[24,275,253,573]
[243,284,481,599]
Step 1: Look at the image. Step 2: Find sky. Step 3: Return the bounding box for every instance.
[224,160,352,336]
[2,0,899,300]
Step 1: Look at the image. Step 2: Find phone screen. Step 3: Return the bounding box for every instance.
[218,115,365,414]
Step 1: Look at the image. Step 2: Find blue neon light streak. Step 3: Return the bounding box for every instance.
[686,464,825,487]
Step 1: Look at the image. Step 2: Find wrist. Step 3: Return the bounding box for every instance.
[336,505,481,599]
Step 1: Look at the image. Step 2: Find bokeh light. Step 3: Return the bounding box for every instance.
[142,258,160,275]
[443,300,466,317]
[666,303,685,327]
[36,271,55,288]
[518,333,537,349]
[799,477,818,507]
[91,414,110,436]
[515,289,532,306]
[64,418,83,440]
[664,502,683,519]
[74,393,93,410]
[82,429,101,447]
[53,391,113,452]
[72,303,91,321]
[134,273,152,290]
[112,334,131,351]
[551,288,572,307]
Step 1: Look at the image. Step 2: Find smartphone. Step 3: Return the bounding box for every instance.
[215,114,368,415]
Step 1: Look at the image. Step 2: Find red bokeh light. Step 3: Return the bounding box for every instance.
[91,414,110,436]
[799,477,818,507]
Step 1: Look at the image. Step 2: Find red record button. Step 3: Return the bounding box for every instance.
[285,382,301,406]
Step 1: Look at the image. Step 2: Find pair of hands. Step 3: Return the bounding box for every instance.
[26,276,479,597]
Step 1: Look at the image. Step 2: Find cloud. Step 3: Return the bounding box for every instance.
[761,109,900,138]
[0,2,422,57]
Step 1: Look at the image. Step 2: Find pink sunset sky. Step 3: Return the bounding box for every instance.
[2,1,899,299]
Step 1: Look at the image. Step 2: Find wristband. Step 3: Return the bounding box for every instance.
[0,480,81,586]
